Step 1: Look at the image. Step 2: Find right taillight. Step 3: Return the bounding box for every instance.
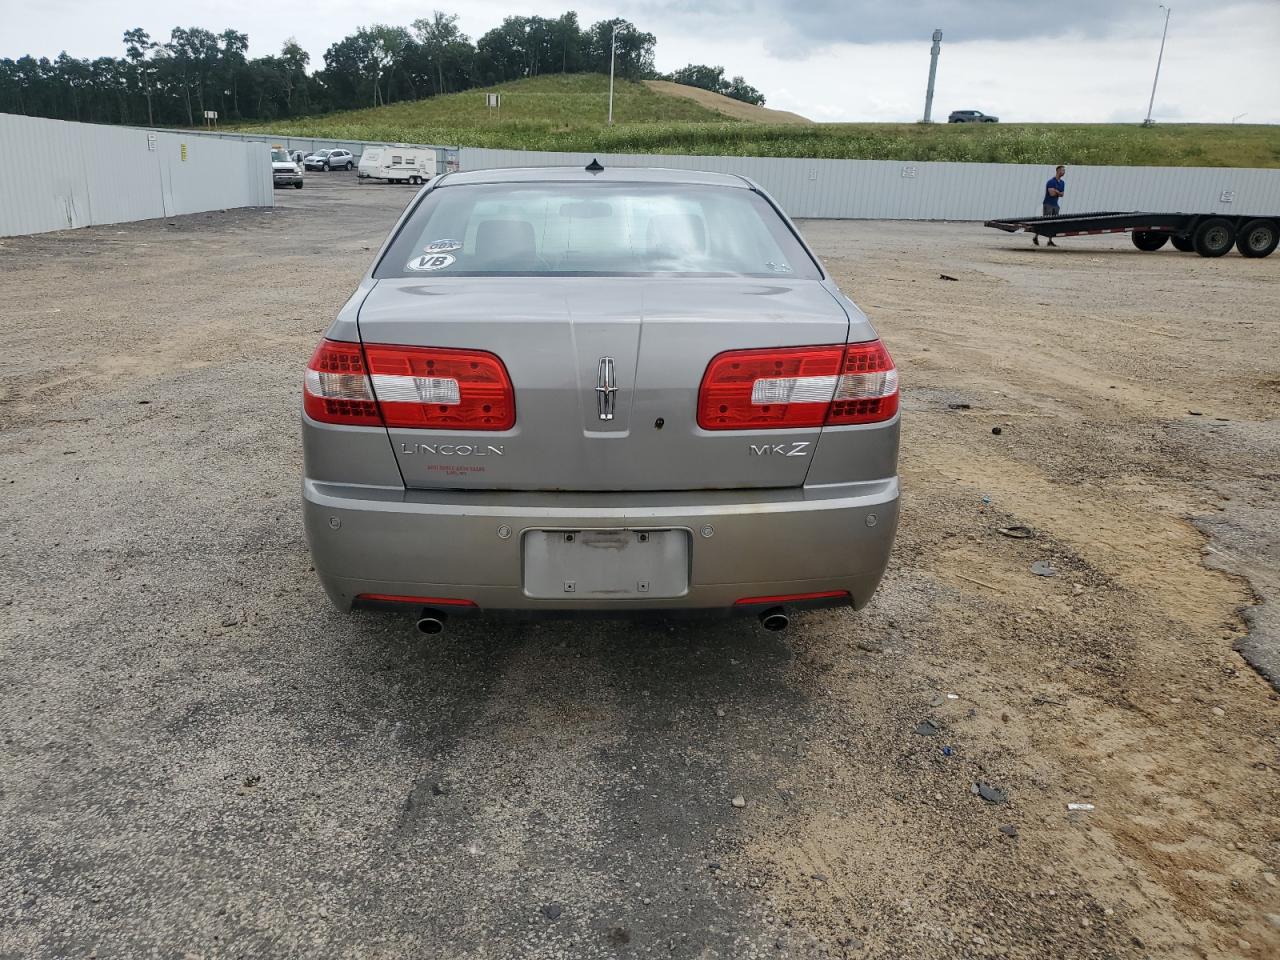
[304,339,515,431]
[697,340,898,430]
[825,340,899,425]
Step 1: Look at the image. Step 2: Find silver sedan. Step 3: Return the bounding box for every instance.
[302,164,900,632]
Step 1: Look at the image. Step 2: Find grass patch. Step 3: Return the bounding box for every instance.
[233,74,1280,168]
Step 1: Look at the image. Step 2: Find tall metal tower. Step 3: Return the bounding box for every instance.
[922,29,943,122]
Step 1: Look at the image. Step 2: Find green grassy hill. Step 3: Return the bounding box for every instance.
[239,74,723,148]
[234,74,1280,168]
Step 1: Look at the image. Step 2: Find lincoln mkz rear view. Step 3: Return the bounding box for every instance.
[302,164,900,632]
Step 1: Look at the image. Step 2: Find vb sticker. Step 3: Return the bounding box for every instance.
[407,253,456,271]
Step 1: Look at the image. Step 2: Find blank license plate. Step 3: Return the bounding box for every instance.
[523,529,689,600]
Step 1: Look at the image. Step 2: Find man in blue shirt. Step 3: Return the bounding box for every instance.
[1034,165,1066,246]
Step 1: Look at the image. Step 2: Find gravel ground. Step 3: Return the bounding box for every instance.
[2,171,1278,960]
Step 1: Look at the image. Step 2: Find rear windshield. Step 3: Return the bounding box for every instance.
[374,181,821,279]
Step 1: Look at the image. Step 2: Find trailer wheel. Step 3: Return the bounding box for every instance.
[1193,218,1235,257]
[1235,219,1278,258]
[1132,231,1168,251]
[1170,235,1195,252]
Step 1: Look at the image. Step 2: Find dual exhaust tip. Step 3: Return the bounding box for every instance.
[415,609,447,635]
[759,607,790,632]
[414,606,791,634]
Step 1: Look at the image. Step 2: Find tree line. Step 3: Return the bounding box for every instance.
[0,10,765,128]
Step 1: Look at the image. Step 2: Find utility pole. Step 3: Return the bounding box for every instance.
[1144,5,1171,126]
[608,24,618,125]
[922,29,942,123]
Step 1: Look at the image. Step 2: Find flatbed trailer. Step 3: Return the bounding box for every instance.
[984,210,1278,258]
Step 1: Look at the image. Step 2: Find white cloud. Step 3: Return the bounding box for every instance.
[654,6,1280,123]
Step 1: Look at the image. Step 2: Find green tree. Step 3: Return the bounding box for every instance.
[585,19,656,80]
[476,17,532,84]
[367,24,412,106]
[219,29,249,118]
[320,30,377,109]
[1,8,700,126]
[122,27,156,124]
[665,63,766,105]
[163,27,223,124]
[411,11,474,96]
[725,75,765,106]
[279,38,311,112]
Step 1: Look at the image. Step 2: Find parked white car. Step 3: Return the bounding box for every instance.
[304,149,355,171]
[358,147,433,185]
[271,148,303,189]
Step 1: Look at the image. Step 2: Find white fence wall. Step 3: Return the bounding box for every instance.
[0,113,273,237]
[458,147,1280,221]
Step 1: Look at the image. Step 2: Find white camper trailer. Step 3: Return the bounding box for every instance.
[357,147,434,185]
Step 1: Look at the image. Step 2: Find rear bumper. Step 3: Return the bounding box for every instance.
[303,478,899,613]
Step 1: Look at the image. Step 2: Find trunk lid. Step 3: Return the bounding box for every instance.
[357,276,850,491]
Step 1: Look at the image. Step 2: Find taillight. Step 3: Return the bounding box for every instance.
[826,340,899,425]
[304,340,381,425]
[305,340,516,430]
[364,344,514,430]
[697,341,898,430]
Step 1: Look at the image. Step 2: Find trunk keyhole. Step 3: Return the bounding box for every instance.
[654,418,664,429]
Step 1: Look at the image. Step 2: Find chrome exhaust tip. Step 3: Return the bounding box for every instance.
[759,607,789,632]
[415,609,447,635]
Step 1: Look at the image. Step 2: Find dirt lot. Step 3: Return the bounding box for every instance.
[2,172,1278,960]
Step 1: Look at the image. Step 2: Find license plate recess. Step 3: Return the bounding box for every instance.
[522,529,689,599]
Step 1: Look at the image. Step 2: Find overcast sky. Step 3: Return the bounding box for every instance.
[4,0,1279,123]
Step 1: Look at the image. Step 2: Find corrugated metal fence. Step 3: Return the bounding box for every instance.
[458,147,1280,221]
[150,127,455,175]
[0,113,273,237]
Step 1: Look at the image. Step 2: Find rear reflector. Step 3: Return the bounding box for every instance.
[355,594,478,607]
[698,341,898,430]
[734,590,851,606]
[304,339,515,430]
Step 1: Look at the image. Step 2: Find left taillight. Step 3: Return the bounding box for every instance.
[304,339,381,425]
[697,340,898,430]
[304,339,516,431]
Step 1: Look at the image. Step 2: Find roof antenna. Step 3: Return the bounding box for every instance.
[585,158,604,173]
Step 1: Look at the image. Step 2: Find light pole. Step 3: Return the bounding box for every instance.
[922,29,943,122]
[608,24,619,125]
[1143,5,1171,126]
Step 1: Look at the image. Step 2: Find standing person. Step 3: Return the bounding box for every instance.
[1034,165,1067,246]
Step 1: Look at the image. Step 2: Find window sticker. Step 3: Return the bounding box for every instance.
[407,253,456,272]
[765,261,794,274]
[424,239,463,254]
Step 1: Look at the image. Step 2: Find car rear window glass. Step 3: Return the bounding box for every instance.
[374,182,821,279]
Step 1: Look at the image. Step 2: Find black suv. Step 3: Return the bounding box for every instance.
[948,110,999,123]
